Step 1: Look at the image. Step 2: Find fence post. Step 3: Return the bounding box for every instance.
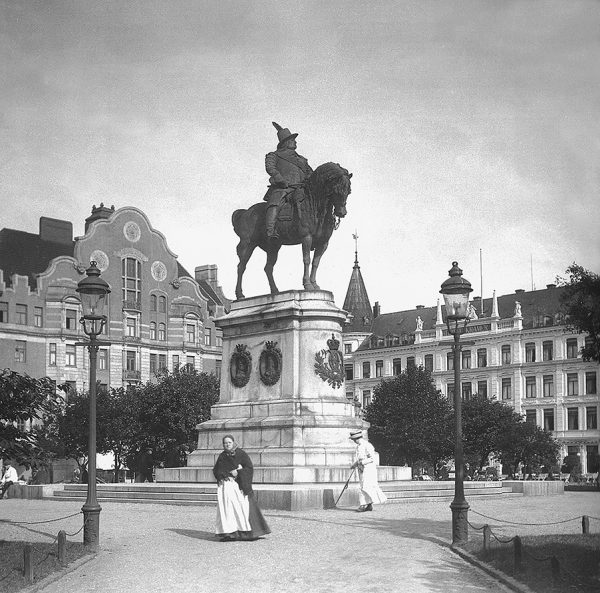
[513,536,522,573]
[582,515,590,534]
[483,525,491,557]
[58,530,67,565]
[551,556,560,585]
[23,544,34,583]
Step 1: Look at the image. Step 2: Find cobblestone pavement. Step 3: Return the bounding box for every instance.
[1,493,597,593]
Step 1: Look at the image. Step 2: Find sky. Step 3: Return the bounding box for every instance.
[1,0,599,313]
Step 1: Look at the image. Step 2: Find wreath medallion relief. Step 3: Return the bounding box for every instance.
[229,344,252,388]
[259,341,282,386]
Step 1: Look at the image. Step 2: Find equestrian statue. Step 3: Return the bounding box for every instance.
[233,122,352,300]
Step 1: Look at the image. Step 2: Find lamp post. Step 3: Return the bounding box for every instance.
[76,261,111,550]
[440,261,473,546]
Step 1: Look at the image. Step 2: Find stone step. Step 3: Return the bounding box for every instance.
[54,489,217,502]
[385,486,514,499]
[51,495,216,506]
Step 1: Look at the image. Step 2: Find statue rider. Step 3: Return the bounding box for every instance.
[264,122,313,240]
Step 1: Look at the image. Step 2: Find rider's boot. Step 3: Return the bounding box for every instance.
[266,206,279,240]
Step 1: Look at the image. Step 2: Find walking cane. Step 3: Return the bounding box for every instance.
[334,467,356,507]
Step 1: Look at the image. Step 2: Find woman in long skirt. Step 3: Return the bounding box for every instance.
[213,435,271,541]
[349,429,387,512]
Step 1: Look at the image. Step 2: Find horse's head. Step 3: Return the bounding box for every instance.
[312,162,352,219]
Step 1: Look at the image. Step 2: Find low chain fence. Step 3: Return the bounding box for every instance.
[0,510,91,586]
[466,512,600,593]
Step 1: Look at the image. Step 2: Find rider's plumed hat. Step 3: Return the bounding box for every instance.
[272,121,298,148]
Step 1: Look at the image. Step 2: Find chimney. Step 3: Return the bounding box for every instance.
[195,264,218,289]
[546,283,556,289]
[85,203,115,232]
[39,217,72,244]
[373,301,380,319]
[515,289,525,295]
[416,305,425,310]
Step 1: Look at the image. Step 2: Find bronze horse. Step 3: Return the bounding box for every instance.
[233,162,351,299]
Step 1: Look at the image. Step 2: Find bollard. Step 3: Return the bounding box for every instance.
[513,536,522,573]
[551,556,560,585]
[582,515,590,534]
[58,530,67,565]
[23,544,34,583]
[483,525,491,557]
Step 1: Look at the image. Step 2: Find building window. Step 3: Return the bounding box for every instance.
[344,344,352,354]
[543,375,554,397]
[586,406,598,430]
[122,257,142,304]
[158,323,166,341]
[586,372,597,395]
[501,345,511,365]
[65,381,77,401]
[501,378,512,400]
[446,352,454,371]
[477,348,487,368]
[447,383,455,398]
[543,408,554,431]
[424,354,434,372]
[407,356,415,368]
[159,296,166,313]
[34,307,43,328]
[215,361,222,380]
[98,383,108,395]
[477,380,487,399]
[150,353,158,375]
[49,343,57,366]
[186,324,196,343]
[15,341,26,363]
[99,349,108,370]
[566,338,578,359]
[375,360,383,378]
[66,344,76,367]
[525,342,536,363]
[345,364,354,381]
[216,332,223,348]
[0,302,8,323]
[525,376,537,399]
[150,322,157,340]
[126,350,137,371]
[567,373,578,396]
[567,407,579,430]
[462,382,472,400]
[362,390,371,408]
[393,358,401,375]
[567,445,579,456]
[205,328,212,346]
[16,304,27,325]
[542,340,553,361]
[172,354,180,369]
[461,350,471,369]
[587,445,599,471]
[158,353,166,371]
[150,294,157,312]
[362,361,371,379]
[525,409,536,424]
[65,309,78,330]
[126,317,137,337]
[186,355,195,371]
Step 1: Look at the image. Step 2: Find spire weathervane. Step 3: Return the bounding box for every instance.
[352,230,359,266]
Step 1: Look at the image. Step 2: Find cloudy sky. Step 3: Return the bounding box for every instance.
[1,0,598,312]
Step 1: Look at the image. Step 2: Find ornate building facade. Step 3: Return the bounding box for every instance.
[0,205,229,405]
[342,257,599,475]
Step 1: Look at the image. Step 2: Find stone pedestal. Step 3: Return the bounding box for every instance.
[186,290,366,483]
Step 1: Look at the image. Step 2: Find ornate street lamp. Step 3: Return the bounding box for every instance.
[440,261,473,546]
[76,261,111,550]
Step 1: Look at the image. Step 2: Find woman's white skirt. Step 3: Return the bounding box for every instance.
[215,479,251,535]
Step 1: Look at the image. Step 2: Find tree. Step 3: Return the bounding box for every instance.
[126,368,220,470]
[559,263,600,361]
[0,369,62,466]
[462,396,524,470]
[497,421,559,478]
[364,365,453,470]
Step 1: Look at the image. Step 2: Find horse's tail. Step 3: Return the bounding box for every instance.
[232,209,246,233]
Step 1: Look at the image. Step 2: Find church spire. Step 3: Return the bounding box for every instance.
[343,231,373,333]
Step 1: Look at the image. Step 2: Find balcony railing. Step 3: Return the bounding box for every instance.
[122,370,141,381]
[122,299,142,311]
